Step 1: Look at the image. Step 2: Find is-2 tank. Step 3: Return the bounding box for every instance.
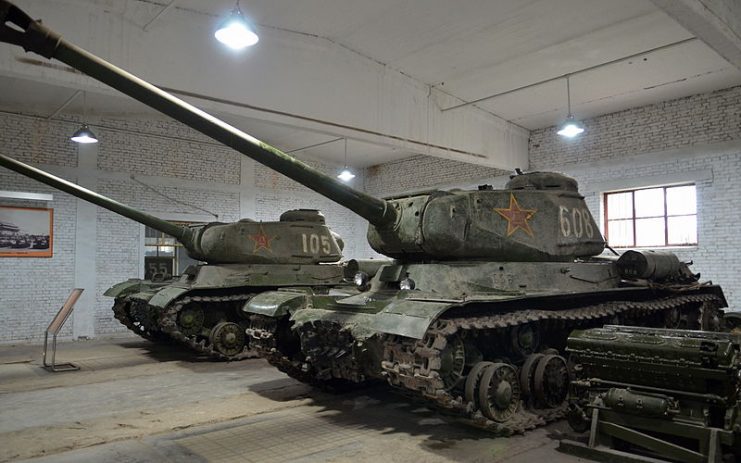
[0,154,376,359]
[0,1,727,433]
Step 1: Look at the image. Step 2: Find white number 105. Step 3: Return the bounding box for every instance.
[301,233,331,254]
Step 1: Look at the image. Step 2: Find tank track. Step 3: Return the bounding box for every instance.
[247,315,358,391]
[160,294,255,361]
[112,299,167,343]
[380,293,723,436]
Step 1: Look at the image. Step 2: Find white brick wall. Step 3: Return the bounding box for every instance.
[364,155,509,197]
[530,86,741,170]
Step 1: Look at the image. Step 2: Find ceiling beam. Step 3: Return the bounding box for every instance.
[650,0,741,71]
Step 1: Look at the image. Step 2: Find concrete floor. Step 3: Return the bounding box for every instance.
[0,337,586,463]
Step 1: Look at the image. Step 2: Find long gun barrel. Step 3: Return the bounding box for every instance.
[0,1,397,228]
[0,153,190,241]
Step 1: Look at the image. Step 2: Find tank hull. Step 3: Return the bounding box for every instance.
[243,260,726,433]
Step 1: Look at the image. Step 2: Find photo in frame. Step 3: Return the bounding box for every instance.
[0,205,53,257]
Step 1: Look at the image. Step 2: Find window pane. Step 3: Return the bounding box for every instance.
[606,192,632,219]
[666,185,696,215]
[668,216,697,245]
[635,218,665,246]
[158,246,175,256]
[607,219,633,247]
[634,188,664,218]
[144,246,159,256]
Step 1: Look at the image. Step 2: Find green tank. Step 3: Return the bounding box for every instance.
[0,153,380,359]
[0,0,727,432]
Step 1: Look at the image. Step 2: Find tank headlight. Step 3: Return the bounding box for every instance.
[354,271,370,291]
[399,278,416,290]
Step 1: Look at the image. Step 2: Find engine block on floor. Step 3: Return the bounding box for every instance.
[562,325,741,463]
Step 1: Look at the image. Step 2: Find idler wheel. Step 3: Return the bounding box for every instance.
[210,322,247,357]
[519,353,544,399]
[464,361,494,407]
[177,304,205,336]
[533,354,569,408]
[477,363,520,422]
[439,336,466,390]
[510,323,540,358]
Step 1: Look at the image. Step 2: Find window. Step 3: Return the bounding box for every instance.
[144,223,201,279]
[604,184,697,248]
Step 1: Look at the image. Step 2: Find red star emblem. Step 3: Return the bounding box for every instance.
[494,194,537,237]
[248,226,274,253]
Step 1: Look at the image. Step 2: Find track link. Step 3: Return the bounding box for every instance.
[112,299,167,342]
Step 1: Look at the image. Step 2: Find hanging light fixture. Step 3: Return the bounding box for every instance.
[337,139,355,182]
[70,92,98,144]
[557,75,584,138]
[215,0,259,50]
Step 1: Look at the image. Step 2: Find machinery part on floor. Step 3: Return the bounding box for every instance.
[561,325,741,463]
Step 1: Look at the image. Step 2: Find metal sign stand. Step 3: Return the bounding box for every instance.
[42,288,84,372]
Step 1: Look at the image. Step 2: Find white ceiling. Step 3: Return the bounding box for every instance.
[0,0,739,167]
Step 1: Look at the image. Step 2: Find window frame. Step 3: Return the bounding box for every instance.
[603,183,697,248]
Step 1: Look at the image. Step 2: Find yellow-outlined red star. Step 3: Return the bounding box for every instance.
[248,225,275,253]
[494,193,537,237]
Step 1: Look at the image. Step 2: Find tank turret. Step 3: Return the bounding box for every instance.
[0,1,603,262]
[0,154,342,265]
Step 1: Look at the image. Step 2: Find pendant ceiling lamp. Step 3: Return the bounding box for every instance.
[215,0,259,50]
[557,75,585,138]
[70,92,98,144]
[337,139,355,182]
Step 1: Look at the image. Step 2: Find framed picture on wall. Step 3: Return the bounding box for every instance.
[0,206,53,257]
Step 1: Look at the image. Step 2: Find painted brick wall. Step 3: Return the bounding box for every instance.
[530,86,741,170]
[0,112,79,167]
[364,155,509,197]
[97,119,240,184]
[529,85,741,311]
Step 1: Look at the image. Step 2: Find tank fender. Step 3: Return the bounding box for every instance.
[148,286,190,309]
[242,290,307,318]
[370,299,455,339]
[104,279,145,298]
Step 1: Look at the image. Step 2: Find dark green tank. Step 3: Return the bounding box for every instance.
[0,0,726,432]
[0,154,381,359]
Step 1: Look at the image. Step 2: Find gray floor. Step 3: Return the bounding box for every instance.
[0,337,586,462]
